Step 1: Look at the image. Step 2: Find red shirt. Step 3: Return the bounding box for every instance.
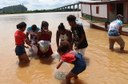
[61,53,76,63]
[14,30,26,45]
[38,30,51,41]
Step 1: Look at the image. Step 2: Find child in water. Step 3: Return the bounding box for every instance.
[56,23,72,49]
[26,24,40,44]
[56,41,86,84]
[14,22,31,65]
[37,21,53,58]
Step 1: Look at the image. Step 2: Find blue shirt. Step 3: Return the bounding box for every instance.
[27,26,40,33]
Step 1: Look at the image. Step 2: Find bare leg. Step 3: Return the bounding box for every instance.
[66,72,77,84]
[74,75,78,79]
[109,38,115,50]
[116,37,125,51]
[18,53,30,64]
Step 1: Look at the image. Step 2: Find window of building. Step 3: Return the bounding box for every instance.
[96,6,99,14]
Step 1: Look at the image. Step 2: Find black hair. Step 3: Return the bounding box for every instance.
[57,41,70,53]
[31,24,37,31]
[16,22,26,29]
[58,23,65,31]
[41,21,49,29]
[67,15,76,22]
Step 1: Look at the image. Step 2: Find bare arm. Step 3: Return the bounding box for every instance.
[56,60,63,69]
[26,32,29,40]
[49,31,52,42]
[119,26,122,34]
[56,31,60,48]
[25,38,31,47]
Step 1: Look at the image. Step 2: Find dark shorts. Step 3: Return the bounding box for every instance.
[71,53,86,75]
[15,45,26,56]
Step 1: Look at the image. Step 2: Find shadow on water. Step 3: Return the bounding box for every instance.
[112,48,128,54]
[18,62,30,68]
[73,79,87,84]
[27,52,54,65]
[39,57,54,65]
[85,57,90,66]
[28,54,39,60]
[61,78,87,84]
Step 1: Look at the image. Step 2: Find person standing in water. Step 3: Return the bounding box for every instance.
[108,14,125,51]
[56,41,86,84]
[14,22,31,65]
[67,15,88,56]
[56,23,72,50]
[37,21,53,58]
[26,24,40,45]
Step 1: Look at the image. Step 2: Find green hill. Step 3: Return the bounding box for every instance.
[0,5,27,14]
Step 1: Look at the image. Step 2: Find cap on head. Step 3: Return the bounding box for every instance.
[116,14,123,19]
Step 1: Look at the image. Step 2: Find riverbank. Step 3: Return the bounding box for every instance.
[81,17,128,36]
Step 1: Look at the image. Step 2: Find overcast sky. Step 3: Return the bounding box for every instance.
[0,0,93,10]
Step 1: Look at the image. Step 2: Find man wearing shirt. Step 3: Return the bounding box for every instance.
[108,14,125,51]
[26,24,40,44]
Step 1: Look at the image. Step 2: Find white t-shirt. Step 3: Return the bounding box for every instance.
[60,33,68,41]
[108,19,123,32]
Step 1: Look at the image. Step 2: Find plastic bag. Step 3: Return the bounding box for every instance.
[51,51,60,59]
[54,62,71,80]
[29,45,38,55]
[31,45,38,54]
[38,40,50,53]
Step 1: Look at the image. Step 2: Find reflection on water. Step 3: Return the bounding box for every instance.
[0,12,128,84]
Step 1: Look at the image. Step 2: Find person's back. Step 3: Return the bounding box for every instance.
[56,41,86,84]
[109,19,123,32]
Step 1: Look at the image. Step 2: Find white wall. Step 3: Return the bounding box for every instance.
[92,4,107,18]
[81,4,90,15]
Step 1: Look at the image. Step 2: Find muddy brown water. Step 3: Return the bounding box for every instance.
[0,12,128,84]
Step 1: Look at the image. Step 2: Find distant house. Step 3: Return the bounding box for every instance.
[0,5,27,14]
[80,0,128,23]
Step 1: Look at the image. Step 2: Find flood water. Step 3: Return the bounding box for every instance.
[0,12,128,84]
